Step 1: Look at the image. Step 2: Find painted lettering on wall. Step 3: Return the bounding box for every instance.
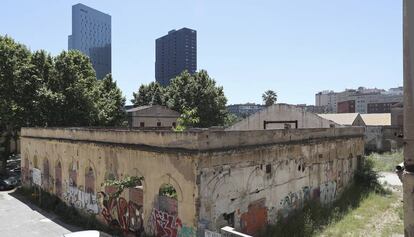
[98,190,145,236]
[278,186,311,218]
[149,208,182,237]
[63,184,99,214]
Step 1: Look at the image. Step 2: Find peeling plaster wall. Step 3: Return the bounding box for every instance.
[196,136,364,235]
[20,127,363,236]
[21,134,198,237]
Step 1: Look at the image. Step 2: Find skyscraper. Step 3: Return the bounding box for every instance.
[68,3,111,80]
[155,28,197,86]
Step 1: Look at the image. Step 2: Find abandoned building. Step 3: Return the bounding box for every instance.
[126,105,180,128]
[227,104,337,131]
[318,112,402,153]
[21,126,364,236]
[317,113,366,126]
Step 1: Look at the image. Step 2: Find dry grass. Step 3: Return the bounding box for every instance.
[316,190,403,237]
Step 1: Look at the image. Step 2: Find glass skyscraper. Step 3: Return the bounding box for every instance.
[155,28,197,86]
[68,3,111,80]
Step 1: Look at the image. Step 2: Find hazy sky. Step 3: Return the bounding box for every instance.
[0,0,403,105]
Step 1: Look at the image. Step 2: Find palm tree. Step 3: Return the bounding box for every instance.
[262,90,277,106]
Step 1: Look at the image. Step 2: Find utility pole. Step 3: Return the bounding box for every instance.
[403,0,414,236]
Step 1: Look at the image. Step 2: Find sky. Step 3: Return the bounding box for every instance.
[0,0,403,105]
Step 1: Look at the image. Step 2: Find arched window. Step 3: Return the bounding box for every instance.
[85,167,95,194]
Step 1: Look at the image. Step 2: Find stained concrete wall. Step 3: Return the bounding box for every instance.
[196,131,364,235]
[365,126,404,153]
[21,127,364,236]
[21,128,198,237]
[227,104,336,131]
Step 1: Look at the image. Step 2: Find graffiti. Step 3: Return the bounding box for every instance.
[279,186,311,217]
[178,225,196,237]
[149,208,183,237]
[63,184,99,214]
[32,168,42,186]
[98,191,144,236]
[320,181,336,204]
[240,198,267,235]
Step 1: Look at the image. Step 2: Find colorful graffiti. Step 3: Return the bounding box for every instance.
[178,225,196,237]
[240,198,268,235]
[98,191,145,236]
[63,184,99,214]
[149,208,182,237]
[146,191,196,237]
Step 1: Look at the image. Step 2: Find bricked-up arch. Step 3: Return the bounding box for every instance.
[33,156,38,169]
[55,162,62,197]
[158,183,178,216]
[69,161,77,187]
[42,159,50,190]
[85,167,95,194]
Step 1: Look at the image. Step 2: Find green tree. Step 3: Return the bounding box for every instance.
[96,74,126,126]
[173,108,200,131]
[50,50,99,126]
[224,113,241,127]
[131,82,163,106]
[262,90,277,106]
[0,36,36,173]
[0,36,127,174]
[165,70,227,127]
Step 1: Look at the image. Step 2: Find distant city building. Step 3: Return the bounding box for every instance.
[227,103,265,118]
[315,87,403,114]
[155,28,197,86]
[68,3,111,80]
[296,104,328,114]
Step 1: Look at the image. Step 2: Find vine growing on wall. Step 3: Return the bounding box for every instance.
[103,176,144,199]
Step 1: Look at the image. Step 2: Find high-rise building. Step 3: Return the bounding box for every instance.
[68,3,111,80]
[155,28,197,86]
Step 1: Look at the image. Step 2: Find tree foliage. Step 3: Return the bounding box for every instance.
[0,35,126,173]
[96,74,126,126]
[131,82,164,106]
[173,108,200,132]
[262,90,277,106]
[132,70,228,128]
[103,176,144,199]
